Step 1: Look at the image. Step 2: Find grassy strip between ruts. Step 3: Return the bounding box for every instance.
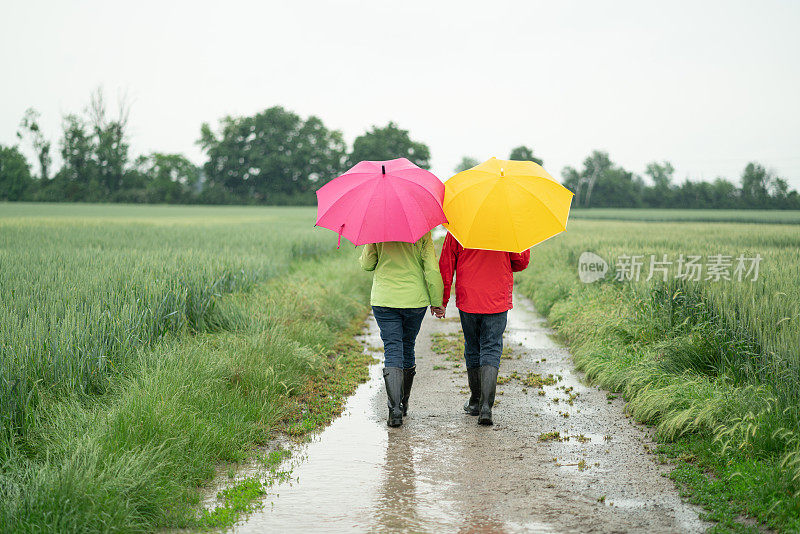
[516,272,800,533]
[0,249,374,533]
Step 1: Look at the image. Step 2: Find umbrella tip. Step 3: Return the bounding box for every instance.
[382,165,386,175]
[500,167,504,177]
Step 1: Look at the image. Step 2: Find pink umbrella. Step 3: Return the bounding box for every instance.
[315,158,447,247]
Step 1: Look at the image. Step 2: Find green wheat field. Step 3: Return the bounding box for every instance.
[0,203,372,532]
[516,217,800,531]
[1,203,799,532]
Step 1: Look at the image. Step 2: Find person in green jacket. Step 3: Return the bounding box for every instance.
[360,231,444,427]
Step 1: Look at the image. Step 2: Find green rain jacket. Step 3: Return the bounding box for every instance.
[359,232,444,308]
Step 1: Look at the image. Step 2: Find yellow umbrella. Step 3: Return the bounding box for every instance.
[442,157,574,253]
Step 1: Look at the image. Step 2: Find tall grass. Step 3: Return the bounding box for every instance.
[0,252,371,532]
[516,218,800,530]
[0,203,373,532]
[519,219,800,394]
[0,204,335,458]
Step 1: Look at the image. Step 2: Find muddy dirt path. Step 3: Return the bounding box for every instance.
[233,295,709,533]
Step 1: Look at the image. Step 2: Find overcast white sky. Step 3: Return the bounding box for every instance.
[2,0,799,189]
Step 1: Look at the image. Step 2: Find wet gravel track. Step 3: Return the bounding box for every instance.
[231,295,709,533]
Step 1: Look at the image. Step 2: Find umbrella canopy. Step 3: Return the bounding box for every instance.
[443,157,573,253]
[316,158,447,246]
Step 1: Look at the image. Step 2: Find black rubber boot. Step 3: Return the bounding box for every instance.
[383,367,404,427]
[400,366,416,416]
[477,365,498,426]
[463,367,480,415]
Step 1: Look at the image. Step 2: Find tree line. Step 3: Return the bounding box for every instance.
[559,151,799,210]
[1,89,798,209]
[0,89,433,205]
[456,148,798,210]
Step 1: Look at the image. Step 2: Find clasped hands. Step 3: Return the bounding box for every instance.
[430,306,446,319]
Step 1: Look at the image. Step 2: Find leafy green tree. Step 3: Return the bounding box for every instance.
[560,166,581,192]
[199,106,346,203]
[739,161,784,209]
[592,167,644,208]
[739,162,799,209]
[52,113,100,201]
[710,177,738,208]
[784,190,800,210]
[674,179,711,208]
[565,152,800,210]
[42,90,134,202]
[348,122,430,169]
[643,161,675,207]
[562,151,641,208]
[454,156,480,173]
[645,161,674,189]
[673,178,737,209]
[740,162,770,206]
[768,177,796,209]
[508,145,543,166]
[88,89,131,196]
[770,177,790,199]
[562,151,610,207]
[134,153,199,203]
[0,144,33,200]
[17,108,52,181]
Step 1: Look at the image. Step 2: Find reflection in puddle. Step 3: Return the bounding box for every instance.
[372,432,459,532]
[233,323,462,533]
[234,363,388,533]
[374,434,418,530]
[231,303,567,533]
[217,293,706,533]
[504,300,559,351]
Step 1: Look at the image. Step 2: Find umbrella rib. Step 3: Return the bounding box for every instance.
[448,178,499,241]
[317,172,375,200]
[406,181,440,240]
[507,173,564,190]
[443,174,498,210]
[387,174,444,211]
[508,176,570,229]
[505,180,569,251]
[385,176,414,243]
[347,179,381,244]
[316,173,377,221]
[388,174,446,229]
[463,178,505,247]
[446,171,558,209]
[324,180,374,225]
[398,184,427,239]
[501,182,522,253]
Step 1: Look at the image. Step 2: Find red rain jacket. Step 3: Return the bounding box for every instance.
[439,232,531,314]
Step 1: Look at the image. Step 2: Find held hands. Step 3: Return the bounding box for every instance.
[430,306,446,319]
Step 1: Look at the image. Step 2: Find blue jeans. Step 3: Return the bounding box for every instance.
[459,310,508,370]
[372,306,427,369]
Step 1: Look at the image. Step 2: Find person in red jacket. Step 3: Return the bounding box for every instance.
[438,232,530,425]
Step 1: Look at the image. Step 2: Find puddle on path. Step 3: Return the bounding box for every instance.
[224,295,708,534]
[233,320,464,533]
[230,308,561,533]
